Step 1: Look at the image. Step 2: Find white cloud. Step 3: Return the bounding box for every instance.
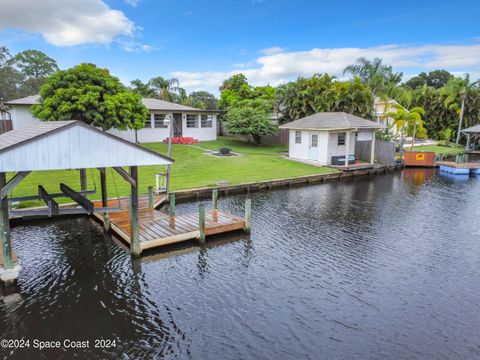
[124,0,141,7]
[117,39,158,52]
[260,47,286,55]
[172,43,480,93]
[0,0,135,46]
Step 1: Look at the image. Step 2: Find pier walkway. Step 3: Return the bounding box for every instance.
[93,193,248,253]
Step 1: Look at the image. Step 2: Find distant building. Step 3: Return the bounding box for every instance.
[5,95,219,143]
[280,112,384,166]
[374,97,405,135]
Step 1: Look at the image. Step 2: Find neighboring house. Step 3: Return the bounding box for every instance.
[279,112,384,166]
[5,95,219,143]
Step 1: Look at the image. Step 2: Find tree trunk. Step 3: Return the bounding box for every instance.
[400,126,405,160]
[252,134,262,145]
[455,96,466,144]
[411,120,417,150]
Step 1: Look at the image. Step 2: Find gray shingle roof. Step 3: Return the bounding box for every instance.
[462,124,480,133]
[6,95,218,113]
[5,95,40,105]
[279,112,384,130]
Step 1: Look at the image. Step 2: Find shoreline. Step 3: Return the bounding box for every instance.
[173,164,404,202]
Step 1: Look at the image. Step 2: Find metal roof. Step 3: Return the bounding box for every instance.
[5,95,218,113]
[0,121,173,172]
[279,112,384,131]
[462,124,480,133]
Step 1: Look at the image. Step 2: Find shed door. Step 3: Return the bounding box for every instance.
[308,133,319,160]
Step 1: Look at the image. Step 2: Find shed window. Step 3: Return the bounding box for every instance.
[201,114,213,128]
[186,114,199,128]
[338,132,346,146]
[311,134,318,147]
[153,114,168,128]
[144,116,152,129]
[295,131,302,144]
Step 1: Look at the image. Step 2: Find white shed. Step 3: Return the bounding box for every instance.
[279,112,384,167]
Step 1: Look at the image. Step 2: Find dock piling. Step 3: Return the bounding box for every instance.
[129,166,141,257]
[169,193,176,217]
[244,198,252,233]
[0,173,13,270]
[199,204,206,243]
[212,189,218,212]
[148,186,154,209]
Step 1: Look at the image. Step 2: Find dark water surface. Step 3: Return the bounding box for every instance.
[1,169,479,359]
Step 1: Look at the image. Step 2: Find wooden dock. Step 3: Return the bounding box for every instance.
[93,193,247,253]
[436,160,480,169]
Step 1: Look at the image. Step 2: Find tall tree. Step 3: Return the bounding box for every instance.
[442,74,479,143]
[0,46,21,101]
[31,63,148,131]
[343,57,403,97]
[405,70,453,89]
[226,98,277,145]
[129,79,156,97]
[188,91,218,110]
[148,76,180,102]
[9,49,59,97]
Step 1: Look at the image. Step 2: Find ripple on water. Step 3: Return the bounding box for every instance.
[0,171,479,359]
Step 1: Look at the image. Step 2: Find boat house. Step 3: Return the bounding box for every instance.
[279,112,384,167]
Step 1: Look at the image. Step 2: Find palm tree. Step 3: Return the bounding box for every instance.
[148,77,180,102]
[343,57,402,97]
[385,104,425,155]
[442,74,479,144]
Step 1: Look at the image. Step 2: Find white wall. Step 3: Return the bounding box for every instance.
[357,130,374,141]
[0,124,171,172]
[327,132,356,164]
[9,105,217,143]
[10,106,41,129]
[288,130,310,160]
[181,113,217,141]
[287,130,330,164]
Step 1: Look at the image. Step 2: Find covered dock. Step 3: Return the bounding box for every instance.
[0,121,251,284]
[463,124,480,153]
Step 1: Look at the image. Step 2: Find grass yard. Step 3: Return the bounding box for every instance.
[406,145,464,155]
[9,136,336,207]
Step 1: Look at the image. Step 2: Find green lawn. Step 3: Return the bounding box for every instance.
[9,137,336,207]
[406,145,464,155]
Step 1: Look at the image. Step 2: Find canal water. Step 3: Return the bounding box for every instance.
[1,169,479,359]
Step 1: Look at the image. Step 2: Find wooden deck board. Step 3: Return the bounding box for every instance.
[93,195,246,253]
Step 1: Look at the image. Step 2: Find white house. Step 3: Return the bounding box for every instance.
[5,95,219,143]
[279,112,384,167]
[374,97,405,136]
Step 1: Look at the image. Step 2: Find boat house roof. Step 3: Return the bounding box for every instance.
[462,124,480,133]
[279,112,384,131]
[0,121,173,172]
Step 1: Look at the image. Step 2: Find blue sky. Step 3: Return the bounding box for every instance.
[1,0,479,94]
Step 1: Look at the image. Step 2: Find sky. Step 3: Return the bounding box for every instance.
[0,0,479,95]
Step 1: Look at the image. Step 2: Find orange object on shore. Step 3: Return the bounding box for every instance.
[404,151,436,167]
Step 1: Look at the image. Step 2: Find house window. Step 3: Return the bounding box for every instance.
[295,131,302,144]
[144,116,152,129]
[153,114,168,128]
[201,114,213,128]
[311,134,318,147]
[186,114,198,128]
[338,132,346,146]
